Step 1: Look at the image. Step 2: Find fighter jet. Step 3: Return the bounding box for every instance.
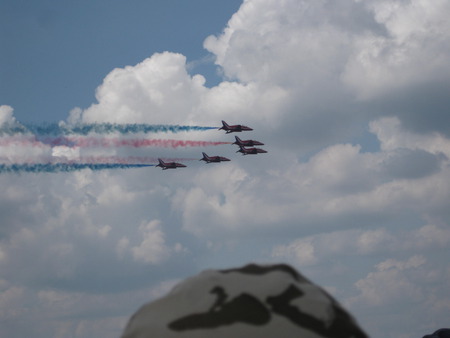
[200,152,231,163]
[219,120,253,134]
[156,158,187,170]
[236,146,268,155]
[232,136,264,147]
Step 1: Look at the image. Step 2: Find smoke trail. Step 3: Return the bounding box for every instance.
[77,156,198,164]
[71,138,230,148]
[0,156,198,166]
[0,137,231,148]
[0,136,75,147]
[0,163,154,174]
[0,123,217,136]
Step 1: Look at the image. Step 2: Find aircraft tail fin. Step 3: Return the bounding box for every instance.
[201,152,209,161]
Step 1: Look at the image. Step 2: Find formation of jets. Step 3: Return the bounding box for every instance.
[219,120,267,155]
[157,120,267,169]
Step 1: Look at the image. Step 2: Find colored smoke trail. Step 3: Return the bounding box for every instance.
[71,138,231,148]
[0,136,75,147]
[0,137,231,148]
[0,156,198,166]
[0,121,222,174]
[0,123,217,136]
[0,156,199,174]
[69,156,197,164]
[0,163,154,174]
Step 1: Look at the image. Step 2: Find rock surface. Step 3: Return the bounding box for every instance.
[122,263,368,338]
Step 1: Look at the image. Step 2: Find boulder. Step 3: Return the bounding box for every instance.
[122,263,368,338]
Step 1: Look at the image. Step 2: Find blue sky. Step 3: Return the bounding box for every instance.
[1,1,450,337]
[0,0,241,122]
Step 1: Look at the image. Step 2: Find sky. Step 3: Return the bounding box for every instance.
[1,0,450,337]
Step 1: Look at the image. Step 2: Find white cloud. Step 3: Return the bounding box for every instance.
[357,228,394,254]
[0,127,52,164]
[80,52,208,125]
[203,0,362,148]
[0,279,181,337]
[271,223,450,268]
[412,223,450,249]
[0,286,26,320]
[51,145,80,161]
[130,220,171,264]
[77,50,289,134]
[370,117,450,156]
[272,238,317,266]
[376,255,426,272]
[350,255,426,307]
[205,0,450,138]
[0,105,16,126]
[344,0,450,99]
[116,237,130,260]
[2,1,450,337]
[205,0,353,87]
[172,117,450,238]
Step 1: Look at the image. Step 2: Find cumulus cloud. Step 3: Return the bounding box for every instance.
[272,238,318,266]
[0,105,16,126]
[80,52,208,125]
[205,0,450,138]
[357,228,394,254]
[350,255,426,307]
[52,146,80,161]
[343,0,450,96]
[272,226,429,266]
[345,253,450,338]
[130,220,171,264]
[2,0,450,337]
[77,51,288,135]
[370,117,450,156]
[173,116,450,239]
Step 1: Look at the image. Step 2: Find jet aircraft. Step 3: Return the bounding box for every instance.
[232,136,264,147]
[236,146,268,155]
[156,158,187,170]
[219,120,253,134]
[200,152,231,163]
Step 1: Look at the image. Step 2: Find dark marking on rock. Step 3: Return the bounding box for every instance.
[168,286,271,331]
[219,263,309,283]
[266,284,368,338]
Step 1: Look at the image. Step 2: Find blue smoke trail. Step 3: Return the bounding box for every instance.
[0,123,217,136]
[0,163,154,174]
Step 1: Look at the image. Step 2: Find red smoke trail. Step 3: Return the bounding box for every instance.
[66,156,199,164]
[0,137,43,147]
[0,156,199,166]
[0,136,74,147]
[69,138,231,148]
[0,137,231,148]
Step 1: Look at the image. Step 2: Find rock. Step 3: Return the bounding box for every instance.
[122,263,368,338]
[423,329,450,338]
